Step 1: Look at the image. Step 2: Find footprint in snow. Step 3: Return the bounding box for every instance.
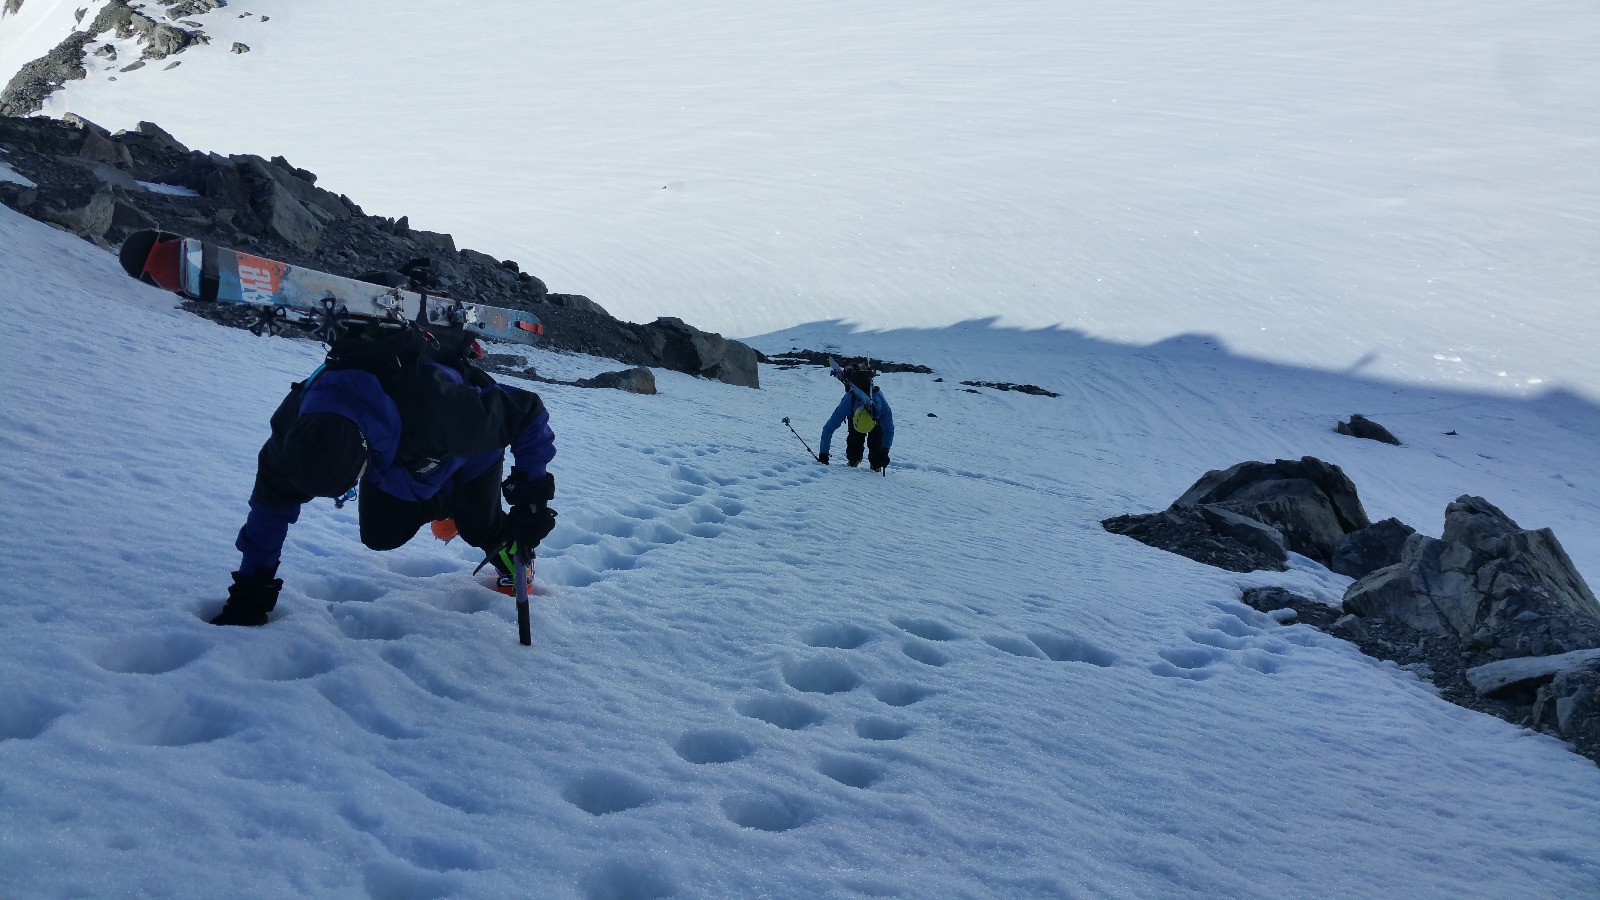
[802,623,874,649]
[721,792,811,832]
[330,604,411,641]
[817,754,886,790]
[781,656,862,694]
[94,632,209,675]
[737,695,825,730]
[674,728,755,764]
[0,693,69,741]
[582,860,678,900]
[562,769,656,816]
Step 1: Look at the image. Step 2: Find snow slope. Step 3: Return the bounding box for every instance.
[4,0,1600,895]
[18,0,1600,399]
[3,202,1599,898]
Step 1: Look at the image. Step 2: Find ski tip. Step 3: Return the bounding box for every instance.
[118,229,182,283]
[118,230,162,278]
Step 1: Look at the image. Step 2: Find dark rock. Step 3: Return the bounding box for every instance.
[1337,413,1401,445]
[1529,665,1600,758]
[28,182,116,240]
[1173,457,1371,565]
[547,293,609,317]
[575,367,657,394]
[1103,506,1288,573]
[1343,496,1600,658]
[1331,517,1416,579]
[0,31,91,117]
[231,42,250,54]
[959,380,1060,397]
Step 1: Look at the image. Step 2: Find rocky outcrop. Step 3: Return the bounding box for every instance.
[0,115,761,386]
[1172,457,1371,565]
[1,0,230,117]
[0,32,91,117]
[1337,413,1400,445]
[1102,505,1288,573]
[1105,456,1373,571]
[1343,496,1600,658]
[1331,517,1415,579]
[1242,586,1600,765]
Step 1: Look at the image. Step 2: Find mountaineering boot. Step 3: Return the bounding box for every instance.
[212,567,283,626]
[431,518,459,542]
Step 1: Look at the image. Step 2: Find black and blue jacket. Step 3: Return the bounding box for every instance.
[820,385,893,457]
[236,357,555,574]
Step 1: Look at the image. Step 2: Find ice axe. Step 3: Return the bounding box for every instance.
[515,549,533,646]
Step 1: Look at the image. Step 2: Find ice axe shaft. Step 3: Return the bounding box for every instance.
[515,549,533,646]
[782,417,819,461]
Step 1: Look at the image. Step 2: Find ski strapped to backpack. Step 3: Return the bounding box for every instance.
[118,230,544,347]
[829,357,879,432]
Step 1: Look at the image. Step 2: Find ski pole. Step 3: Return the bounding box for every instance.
[515,548,533,646]
[782,417,819,461]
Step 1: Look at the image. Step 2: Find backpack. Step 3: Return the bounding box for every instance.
[845,369,877,433]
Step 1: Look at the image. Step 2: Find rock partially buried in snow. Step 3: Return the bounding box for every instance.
[1336,413,1401,445]
[1466,648,1600,697]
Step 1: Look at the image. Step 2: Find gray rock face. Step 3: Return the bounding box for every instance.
[0,32,91,117]
[1336,413,1401,445]
[647,317,760,389]
[1173,457,1371,565]
[1332,517,1416,579]
[1343,496,1600,658]
[1529,665,1599,752]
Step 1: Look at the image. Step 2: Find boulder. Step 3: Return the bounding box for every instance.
[1343,496,1600,657]
[1172,457,1371,565]
[1331,517,1416,579]
[576,367,658,395]
[1336,413,1401,445]
[647,317,760,388]
[27,182,115,240]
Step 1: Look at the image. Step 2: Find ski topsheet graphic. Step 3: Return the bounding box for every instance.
[119,230,544,345]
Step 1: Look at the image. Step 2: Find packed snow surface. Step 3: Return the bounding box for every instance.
[3,1,1600,896]
[3,204,1599,897]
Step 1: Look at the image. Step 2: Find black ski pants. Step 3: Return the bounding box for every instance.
[359,457,507,553]
[845,426,884,467]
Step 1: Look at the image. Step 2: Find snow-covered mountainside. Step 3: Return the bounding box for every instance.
[3,1,1598,897]
[7,0,1598,399]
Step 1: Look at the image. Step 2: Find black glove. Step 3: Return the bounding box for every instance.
[507,503,557,552]
[817,453,830,465]
[869,448,890,470]
[503,469,555,507]
[211,566,282,626]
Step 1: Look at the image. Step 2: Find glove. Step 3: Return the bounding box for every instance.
[869,448,890,470]
[503,469,555,507]
[211,566,283,626]
[817,453,829,465]
[507,503,557,551]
